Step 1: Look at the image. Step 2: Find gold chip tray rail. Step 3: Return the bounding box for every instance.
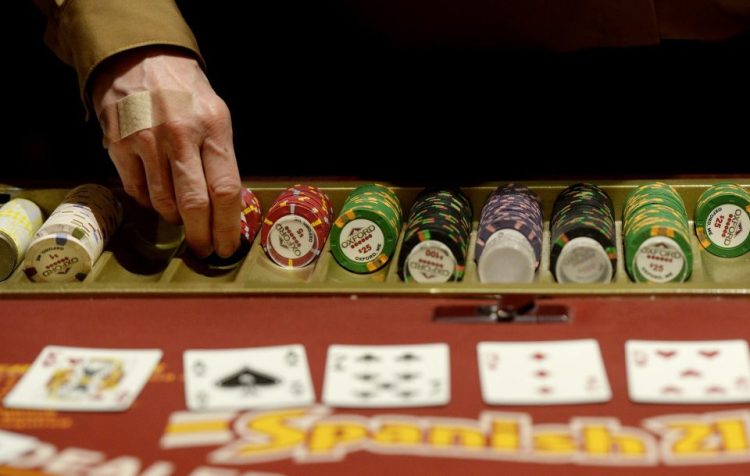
[1,179,748,296]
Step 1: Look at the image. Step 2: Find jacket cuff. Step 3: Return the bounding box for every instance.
[49,0,205,115]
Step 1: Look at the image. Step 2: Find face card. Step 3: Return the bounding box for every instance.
[0,430,38,464]
[477,339,612,405]
[625,339,750,404]
[183,345,315,411]
[322,343,450,408]
[2,346,162,412]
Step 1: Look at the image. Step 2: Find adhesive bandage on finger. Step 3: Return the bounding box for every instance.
[99,90,194,145]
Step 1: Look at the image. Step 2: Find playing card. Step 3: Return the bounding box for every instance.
[2,346,162,412]
[477,339,612,405]
[625,339,750,404]
[322,343,450,408]
[0,430,38,464]
[183,345,315,411]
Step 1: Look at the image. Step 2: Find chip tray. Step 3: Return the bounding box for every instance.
[1,179,748,295]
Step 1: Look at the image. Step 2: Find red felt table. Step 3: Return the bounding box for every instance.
[1,295,750,475]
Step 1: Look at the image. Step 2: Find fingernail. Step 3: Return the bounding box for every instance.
[193,245,213,259]
[216,242,237,258]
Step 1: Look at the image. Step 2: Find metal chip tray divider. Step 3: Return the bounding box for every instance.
[1,179,749,295]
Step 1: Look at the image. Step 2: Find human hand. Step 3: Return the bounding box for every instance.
[91,47,241,258]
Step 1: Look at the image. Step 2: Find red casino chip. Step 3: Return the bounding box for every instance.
[241,188,262,242]
[240,214,252,242]
[287,184,334,221]
[261,200,329,249]
[260,185,334,268]
[273,189,332,224]
[262,215,322,268]
[291,184,332,206]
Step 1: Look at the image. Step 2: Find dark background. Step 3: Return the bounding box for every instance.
[7,2,750,185]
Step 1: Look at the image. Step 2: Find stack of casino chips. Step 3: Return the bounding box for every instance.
[330,184,403,274]
[475,184,543,283]
[623,182,692,283]
[398,188,472,283]
[261,184,334,268]
[24,184,122,282]
[0,198,44,281]
[694,182,750,258]
[240,188,262,244]
[201,187,263,270]
[550,183,617,283]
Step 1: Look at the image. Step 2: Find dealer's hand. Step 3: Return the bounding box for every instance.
[91,47,241,258]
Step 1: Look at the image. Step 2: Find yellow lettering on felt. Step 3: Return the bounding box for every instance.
[583,425,647,456]
[234,409,307,456]
[166,420,230,434]
[0,364,29,376]
[716,420,750,453]
[372,423,422,445]
[490,420,521,451]
[534,432,576,454]
[428,426,485,449]
[667,423,717,455]
[308,422,368,454]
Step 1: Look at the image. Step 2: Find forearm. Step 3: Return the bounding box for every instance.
[33,0,204,112]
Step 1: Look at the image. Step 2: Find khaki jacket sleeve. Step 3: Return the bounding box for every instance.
[33,0,204,111]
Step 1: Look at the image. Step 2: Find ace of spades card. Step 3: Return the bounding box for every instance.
[625,339,750,404]
[477,340,612,405]
[183,345,315,411]
[2,346,162,412]
[322,343,450,408]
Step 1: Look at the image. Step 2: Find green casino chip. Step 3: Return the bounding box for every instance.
[623,183,692,283]
[330,184,403,274]
[694,183,750,258]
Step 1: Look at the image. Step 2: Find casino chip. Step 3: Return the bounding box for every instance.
[398,188,472,283]
[0,198,44,281]
[261,184,334,269]
[23,184,122,282]
[330,184,403,274]
[694,182,750,258]
[200,187,264,271]
[475,184,542,283]
[623,182,692,283]
[550,183,617,283]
